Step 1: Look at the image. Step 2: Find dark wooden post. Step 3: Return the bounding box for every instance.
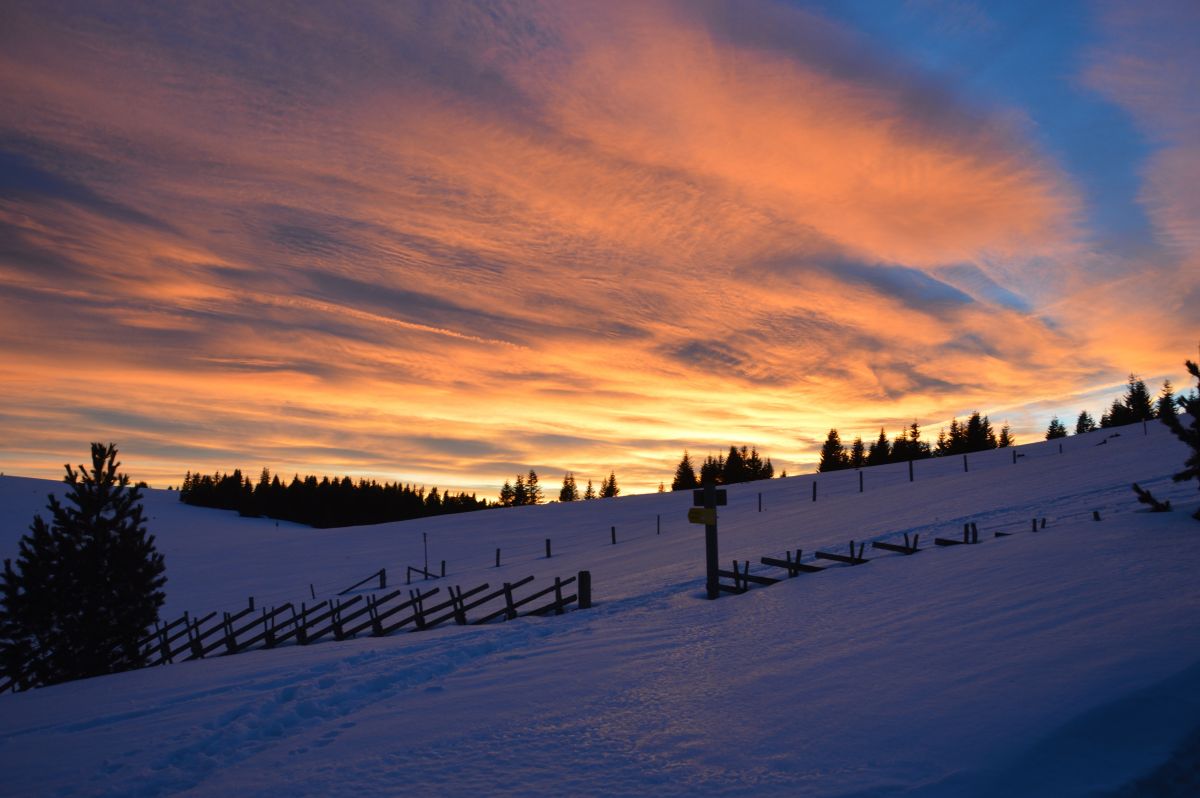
[758,492,762,512]
[495,548,501,567]
[553,577,564,615]
[1059,443,1063,454]
[963,455,969,473]
[423,532,428,576]
[1040,517,1047,529]
[545,538,552,558]
[440,560,446,578]
[859,471,863,493]
[1093,510,1101,521]
[309,583,315,600]
[908,460,914,482]
[657,514,660,534]
[694,485,727,600]
[248,596,255,611]
[1031,518,1037,532]
[812,481,817,502]
[578,570,592,609]
[502,582,517,620]
[379,568,387,589]
[1012,449,1017,465]
[611,525,616,545]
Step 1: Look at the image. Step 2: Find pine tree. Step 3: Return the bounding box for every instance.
[1157,380,1177,420]
[671,452,698,491]
[1045,417,1068,440]
[0,444,167,689]
[1125,374,1155,422]
[583,480,596,500]
[866,428,890,466]
[600,471,619,498]
[721,446,747,485]
[558,473,579,502]
[818,429,848,472]
[997,424,1015,448]
[1076,410,1097,434]
[513,474,528,506]
[1159,359,1200,520]
[849,437,866,469]
[498,480,514,507]
[525,470,542,505]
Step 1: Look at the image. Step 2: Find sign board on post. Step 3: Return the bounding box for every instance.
[692,485,727,599]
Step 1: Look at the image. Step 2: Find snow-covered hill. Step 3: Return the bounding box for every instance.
[1,421,1198,796]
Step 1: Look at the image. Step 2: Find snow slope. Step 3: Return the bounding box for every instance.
[1,421,1198,796]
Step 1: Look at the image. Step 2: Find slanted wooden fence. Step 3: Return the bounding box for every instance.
[1,570,592,694]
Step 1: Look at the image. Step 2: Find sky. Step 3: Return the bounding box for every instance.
[1,0,1197,495]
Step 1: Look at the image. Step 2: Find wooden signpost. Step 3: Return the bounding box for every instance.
[692,485,727,599]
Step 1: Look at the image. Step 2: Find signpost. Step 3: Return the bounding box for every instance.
[692,485,727,599]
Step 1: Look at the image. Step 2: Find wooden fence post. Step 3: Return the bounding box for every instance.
[545,538,552,558]
[657,514,661,534]
[502,582,517,620]
[610,526,616,545]
[812,482,817,502]
[1012,449,1017,465]
[859,471,863,493]
[440,560,446,578]
[578,570,592,609]
[379,568,387,589]
[758,492,762,512]
[908,460,914,482]
[963,455,969,473]
[495,548,501,568]
[1093,510,1101,521]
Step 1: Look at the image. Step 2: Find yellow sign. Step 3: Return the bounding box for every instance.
[688,507,717,525]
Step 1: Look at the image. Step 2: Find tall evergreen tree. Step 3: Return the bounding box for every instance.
[0,444,167,689]
[866,428,891,466]
[1125,374,1155,422]
[512,474,528,506]
[498,480,515,507]
[1045,417,1068,440]
[817,429,848,472]
[699,454,724,486]
[671,452,699,491]
[583,480,596,500]
[997,424,1015,448]
[600,471,619,498]
[849,437,866,469]
[525,470,542,505]
[721,446,747,485]
[558,473,579,502]
[1157,380,1177,420]
[1075,410,1097,434]
[1159,359,1200,520]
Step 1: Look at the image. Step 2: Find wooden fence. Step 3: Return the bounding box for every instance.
[0,570,592,694]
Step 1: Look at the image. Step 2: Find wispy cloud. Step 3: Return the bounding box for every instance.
[0,0,1191,491]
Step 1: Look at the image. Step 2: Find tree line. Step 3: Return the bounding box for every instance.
[814,413,1013,473]
[670,445,775,490]
[180,468,487,528]
[497,469,620,506]
[1045,375,1182,439]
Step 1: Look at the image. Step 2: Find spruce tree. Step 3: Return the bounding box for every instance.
[0,444,167,689]
[558,473,579,502]
[1159,359,1200,520]
[1124,375,1155,422]
[1157,380,1177,420]
[849,437,866,468]
[997,424,1015,448]
[817,429,847,472]
[1076,410,1097,434]
[1045,417,1068,440]
[525,470,542,505]
[671,452,699,491]
[600,471,620,498]
[583,480,596,500]
[866,429,890,466]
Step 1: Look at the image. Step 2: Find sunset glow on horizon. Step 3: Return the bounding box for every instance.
[2,0,1197,495]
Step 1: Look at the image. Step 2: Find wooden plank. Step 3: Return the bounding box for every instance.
[814,551,867,565]
[305,596,365,642]
[871,541,919,555]
[934,537,966,546]
[716,568,779,586]
[522,592,578,617]
[138,613,190,648]
[760,555,824,574]
[339,590,405,638]
[423,582,492,629]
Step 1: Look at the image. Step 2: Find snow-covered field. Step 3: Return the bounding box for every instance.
[1,421,1198,796]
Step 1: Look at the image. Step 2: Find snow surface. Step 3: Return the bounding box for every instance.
[1,421,1199,796]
